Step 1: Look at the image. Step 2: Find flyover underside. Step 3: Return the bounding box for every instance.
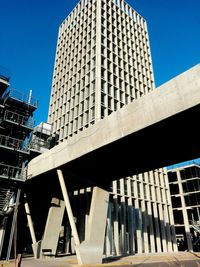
[25,103,200,195]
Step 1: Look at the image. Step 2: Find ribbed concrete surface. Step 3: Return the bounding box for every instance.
[1,252,200,267]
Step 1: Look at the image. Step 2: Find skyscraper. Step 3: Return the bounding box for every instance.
[48,0,177,256]
[48,0,154,140]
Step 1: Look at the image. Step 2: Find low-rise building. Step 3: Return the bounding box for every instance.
[167,160,200,252]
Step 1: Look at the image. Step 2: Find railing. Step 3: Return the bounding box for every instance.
[3,110,35,129]
[3,88,38,108]
[189,220,200,233]
[0,163,26,180]
[0,134,29,152]
[33,126,52,136]
[30,138,50,151]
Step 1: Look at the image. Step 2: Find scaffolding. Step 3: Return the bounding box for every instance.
[0,68,38,259]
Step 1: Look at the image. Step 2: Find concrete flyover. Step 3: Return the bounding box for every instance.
[25,64,200,265]
[27,63,200,189]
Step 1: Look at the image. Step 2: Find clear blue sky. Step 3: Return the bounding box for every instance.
[0,0,200,125]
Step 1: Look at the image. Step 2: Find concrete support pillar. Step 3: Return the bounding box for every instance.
[133,179,142,253]
[165,171,178,252]
[158,203,167,252]
[113,197,120,255]
[57,169,82,264]
[147,201,155,253]
[78,191,86,243]
[57,169,109,265]
[154,171,167,252]
[127,202,135,254]
[127,178,135,254]
[119,179,126,255]
[105,202,112,256]
[163,204,173,252]
[40,197,65,257]
[150,171,161,253]
[84,190,91,241]
[24,194,38,258]
[153,202,162,252]
[79,186,109,264]
[140,177,149,253]
[160,170,173,252]
[120,198,126,254]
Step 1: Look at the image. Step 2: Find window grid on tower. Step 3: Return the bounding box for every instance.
[48,0,98,142]
[99,0,154,119]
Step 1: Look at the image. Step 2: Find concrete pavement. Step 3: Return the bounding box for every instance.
[1,252,200,267]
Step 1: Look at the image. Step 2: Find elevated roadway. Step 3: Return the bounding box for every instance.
[27,64,200,190]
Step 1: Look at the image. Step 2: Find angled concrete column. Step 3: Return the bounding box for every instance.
[24,194,38,258]
[79,186,109,264]
[40,197,65,257]
[57,169,82,264]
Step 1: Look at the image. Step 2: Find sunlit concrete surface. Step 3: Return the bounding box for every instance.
[1,252,200,267]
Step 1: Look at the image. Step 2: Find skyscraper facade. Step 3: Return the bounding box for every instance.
[48,0,177,255]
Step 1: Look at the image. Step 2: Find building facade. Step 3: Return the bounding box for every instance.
[48,0,177,256]
[167,161,200,252]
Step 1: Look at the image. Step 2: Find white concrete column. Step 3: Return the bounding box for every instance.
[84,189,91,240]
[147,201,155,253]
[113,196,120,255]
[140,177,149,253]
[133,177,142,253]
[24,194,38,258]
[120,179,126,254]
[79,186,109,264]
[24,197,36,244]
[40,197,65,257]
[105,202,112,256]
[127,178,135,254]
[57,169,83,264]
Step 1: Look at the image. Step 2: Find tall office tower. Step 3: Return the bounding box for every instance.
[48,0,177,256]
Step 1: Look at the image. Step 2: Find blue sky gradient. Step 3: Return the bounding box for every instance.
[0,0,200,125]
